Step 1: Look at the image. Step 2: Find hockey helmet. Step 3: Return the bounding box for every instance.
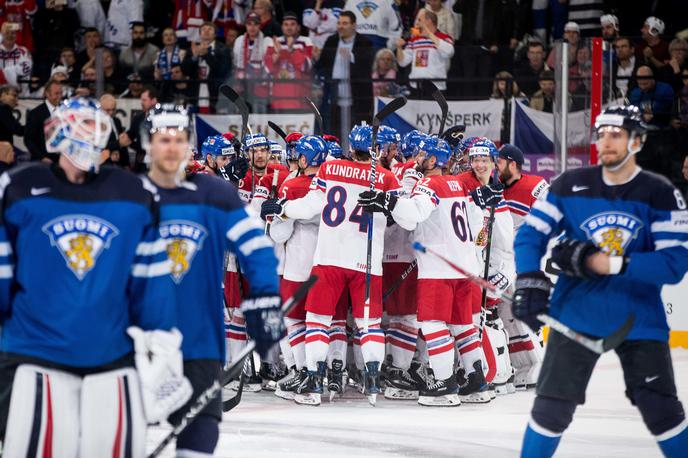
[242,133,270,153]
[294,135,328,167]
[201,134,235,158]
[420,137,453,168]
[146,103,190,135]
[594,105,647,156]
[376,125,401,152]
[44,96,112,173]
[269,141,287,165]
[326,141,344,159]
[468,138,498,159]
[348,124,373,153]
[400,130,428,158]
[285,132,305,161]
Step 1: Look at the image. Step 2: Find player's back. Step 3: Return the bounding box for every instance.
[1,164,172,367]
[314,159,400,275]
[411,175,482,279]
[504,173,548,230]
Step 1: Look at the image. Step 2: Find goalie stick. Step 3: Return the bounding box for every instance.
[412,242,635,355]
[363,96,407,332]
[148,275,318,458]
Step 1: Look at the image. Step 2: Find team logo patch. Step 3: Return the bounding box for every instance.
[356,1,378,18]
[42,215,119,280]
[580,212,643,255]
[159,220,208,284]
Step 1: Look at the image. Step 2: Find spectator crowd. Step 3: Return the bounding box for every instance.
[0,0,687,192]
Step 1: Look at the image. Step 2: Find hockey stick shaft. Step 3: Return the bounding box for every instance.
[305,97,323,135]
[220,84,251,139]
[425,80,448,137]
[478,170,500,339]
[148,275,318,458]
[382,258,417,302]
[268,121,288,144]
[411,242,634,355]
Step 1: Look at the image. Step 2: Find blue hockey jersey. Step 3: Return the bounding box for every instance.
[148,173,279,362]
[515,166,688,341]
[0,164,175,367]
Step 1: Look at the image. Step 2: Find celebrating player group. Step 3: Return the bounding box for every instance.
[0,94,686,458]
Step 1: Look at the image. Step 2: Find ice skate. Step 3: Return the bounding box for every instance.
[384,364,420,400]
[294,362,325,406]
[260,361,288,391]
[458,361,491,403]
[327,359,346,401]
[514,363,538,391]
[275,367,308,401]
[418,376,461,407]
[363,361,381,406]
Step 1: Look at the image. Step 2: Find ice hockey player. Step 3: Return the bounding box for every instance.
[261,124,402,405]
[493,143,548,390]
[144,104,282,457]
[514,105,688,457]
[359,136,489,406]
[0,97,185,457]
[262,135,330,402]
[202,134,249,183]
[455,139,516,396]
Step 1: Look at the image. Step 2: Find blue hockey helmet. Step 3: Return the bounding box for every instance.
[44,96,112,173]
[269,141,287,165]
[242,132,270,153]
[348,124,373,153]
[201,134,234,158]
[400,130,428,158]
[376,125,400,152]
[294,135,328,167]
[326,141,344,159]
[457,136,480,155]
[420,137,453,168]
[468,138,498,159]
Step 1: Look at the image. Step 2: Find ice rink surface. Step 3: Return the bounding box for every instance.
[147,349,688,457]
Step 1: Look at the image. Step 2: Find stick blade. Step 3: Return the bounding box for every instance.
[268,121,287,142]
[374,96,407,125]
[601,313,636,352]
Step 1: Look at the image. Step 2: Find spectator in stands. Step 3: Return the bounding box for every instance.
[0,22,33,95]
[120,21,160,79]
[319,10,374,128]
[613,37,638,98]
[451,0,496,96]
[0,0,35,52]
[678,68,688,127]
[75,66,97,97]
[569,46,590,93]
[629,65,675,129]
[120,73,144,98]
[636,16,670,70]
[546,21,580,70]
[48,66,73,98]
[0,141,15,174]
[303,0,343,57]
[264,12,313,112]
[154,28,186,81]
[345,0,401,50]
[99,93,129,168]
[396,9,453,96]
[74,27,101,76]
[81,47,127,95]
[658,38,688,93]
[514,41,549,97]
[254,0,282,37]
[233,12,272,114]
[74,0,143,49]
[119,85,158,171]
[372,48,399,97]
[600,14,619,42]
[418,0,454,41]
[491,71,524,98]
[24,79,62,162]
[163,64,194,105]
[32,0,80,81]
[58,47,79,87]
[182,21,232,113]
[0,85,22,145]
[225,21,245,51]
[529,70,555,113]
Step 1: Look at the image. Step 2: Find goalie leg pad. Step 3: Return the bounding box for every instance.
[80,367,146,458]
[486,321,513,386]
[3,365,81,458]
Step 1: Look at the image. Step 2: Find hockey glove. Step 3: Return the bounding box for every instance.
[487,270,510,299]
[469,182,505,209]
[219,156,249,182]
[240,294,286,358]
[550,238,600,279]
[511,271,553,332]
[357,190,398,216]
[260,198,285,221]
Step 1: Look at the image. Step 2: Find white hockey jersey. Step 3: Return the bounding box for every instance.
[343,0,402,49]
[284,159,401,276]
[384,161,418,264]
[392,174,483,279]
[0,43,31,93]
[302,6,341,50]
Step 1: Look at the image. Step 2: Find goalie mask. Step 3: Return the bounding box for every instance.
[44,97,112,173]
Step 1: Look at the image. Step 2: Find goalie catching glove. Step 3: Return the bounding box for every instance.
[511,272,553,332]
[127,326,193,423]
[469,182,504,209]
[357,190,398,216]
[240,294,286,358]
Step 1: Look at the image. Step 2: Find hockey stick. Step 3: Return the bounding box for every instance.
[412,242,635,355]
[424,80,448,137]
[148,275,318,458]
[220,84,256,197]
[477,168,501,340]
[305,97,323,135]
[382,258,417,303]
[363,96,407,332]
[268,121,288,144]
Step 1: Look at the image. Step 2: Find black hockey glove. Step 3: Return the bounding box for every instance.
[219,156,249,182]
[240,294,286,358]
[550,238,600,279]
[357,190,398,216]
[260,198,285,221]
[469,182,505,209]
[512,271,553,332]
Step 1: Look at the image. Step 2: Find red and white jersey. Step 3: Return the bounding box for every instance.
[302,7,341,50]
[249,164,291,212]
[284,159,401,276]
[384,161,418,264]
[392,174,483,279]
[398,31,454,90]
[0,42,31,91]
[0,0,37,52]
[503,173,549,231]
[269,174,319,282]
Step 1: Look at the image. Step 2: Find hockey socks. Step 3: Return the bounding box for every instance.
[451,324,485,376]
[386,314,419,370]
[226,310,248,364]
[421,321,455,380]
[304,313,331,371]
[521,420,562,458]
[285,317,307,369]
[657,419,688,457]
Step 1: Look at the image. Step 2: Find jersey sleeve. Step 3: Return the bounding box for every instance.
[268,216,295,244]
[0,172,13,321]
[623,187,688,285]
[225,206,280,295]
[391,177,438,231]
[284,171,326,220]
[515,186,565,274]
